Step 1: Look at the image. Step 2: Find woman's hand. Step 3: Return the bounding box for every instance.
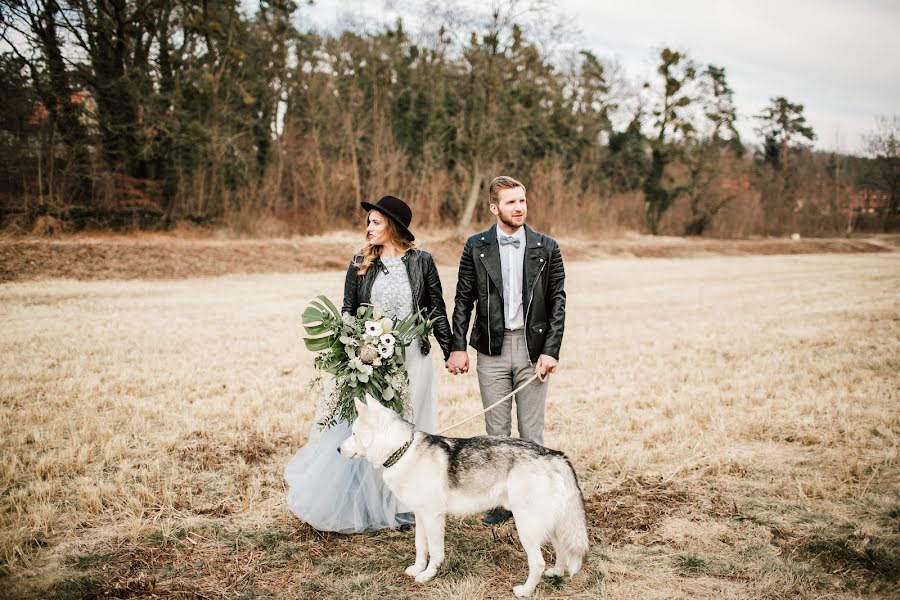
[445,351,469,375]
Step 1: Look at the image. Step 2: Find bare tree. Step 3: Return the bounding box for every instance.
[453,0,558,235]
[863,115,900,230]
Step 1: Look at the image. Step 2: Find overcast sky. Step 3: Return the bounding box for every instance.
[290,0,900,155]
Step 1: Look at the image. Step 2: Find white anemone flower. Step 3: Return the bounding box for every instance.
[378,345,393,359]
[379,333,395,347]
[365,321,383,337]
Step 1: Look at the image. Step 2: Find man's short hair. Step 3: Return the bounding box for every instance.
[489,176,526,205]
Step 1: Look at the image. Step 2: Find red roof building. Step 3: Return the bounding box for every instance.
[847,188,890,214]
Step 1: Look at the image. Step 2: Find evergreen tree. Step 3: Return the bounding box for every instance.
[754,96,815,170]
[642,47,696,235]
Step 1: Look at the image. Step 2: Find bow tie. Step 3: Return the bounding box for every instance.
[499,235,520,248]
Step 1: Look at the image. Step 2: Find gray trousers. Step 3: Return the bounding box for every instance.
[475,329,548,445]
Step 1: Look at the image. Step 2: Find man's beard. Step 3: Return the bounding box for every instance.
[498,212,525,229]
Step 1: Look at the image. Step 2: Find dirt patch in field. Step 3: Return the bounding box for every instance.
[587,475,694,545]
[0,236,352,283]
[0,232,895,283]
[587,475,746,546]
[561,236,896,261]
[171,430,289,471]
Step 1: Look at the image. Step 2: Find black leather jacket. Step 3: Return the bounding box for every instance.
[451,224,566,363]
[342,249,452,361]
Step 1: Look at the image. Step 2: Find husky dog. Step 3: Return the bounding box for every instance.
[338,395,589,598]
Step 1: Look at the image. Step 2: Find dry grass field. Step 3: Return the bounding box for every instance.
[1,250,899,599]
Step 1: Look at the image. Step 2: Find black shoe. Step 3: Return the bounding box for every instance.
[482,507,513,525]
[396,512,415,532]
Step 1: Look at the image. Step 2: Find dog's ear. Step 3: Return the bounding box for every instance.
[364,393,383,411]
[369,396,395,418]
[353,396,368,417]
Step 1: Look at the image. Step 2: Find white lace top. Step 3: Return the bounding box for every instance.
[370,256,413,320]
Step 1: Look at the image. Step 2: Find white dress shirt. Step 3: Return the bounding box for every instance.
[498,226,526,329]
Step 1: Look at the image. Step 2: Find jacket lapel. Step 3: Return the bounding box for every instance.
[359,260,377,305]
[522,224,545,311]
[477,225,504,297]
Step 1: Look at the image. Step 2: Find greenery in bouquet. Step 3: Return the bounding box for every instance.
[301,295,433,429]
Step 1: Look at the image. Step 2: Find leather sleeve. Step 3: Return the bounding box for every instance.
[341,259,360,316]
[541,241,566,360]
[423,255,452,361]
[451,238,477,352]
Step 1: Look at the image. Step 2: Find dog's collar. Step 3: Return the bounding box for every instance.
[382,436,414,469]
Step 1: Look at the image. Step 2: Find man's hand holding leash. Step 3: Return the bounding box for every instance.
[534,354,557,377]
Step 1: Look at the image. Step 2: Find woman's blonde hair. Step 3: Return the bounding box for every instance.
[356,210,416,276]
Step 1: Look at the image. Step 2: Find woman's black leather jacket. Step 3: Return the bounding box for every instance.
[342,249,452,360]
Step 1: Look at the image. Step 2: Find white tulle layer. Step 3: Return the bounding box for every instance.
[284,340,437,533]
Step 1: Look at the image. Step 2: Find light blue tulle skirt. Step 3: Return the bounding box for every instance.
[284,340,437,533]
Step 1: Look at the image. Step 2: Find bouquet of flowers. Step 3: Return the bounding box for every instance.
[301,295,432,430]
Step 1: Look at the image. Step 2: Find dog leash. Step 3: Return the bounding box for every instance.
[435,372,548,435]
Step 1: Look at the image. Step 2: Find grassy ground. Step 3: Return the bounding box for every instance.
[1,251,898,599]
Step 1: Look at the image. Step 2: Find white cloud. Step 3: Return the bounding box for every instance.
[556,0,900,152]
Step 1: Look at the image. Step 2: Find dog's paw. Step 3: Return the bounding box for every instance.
[414,569,436,583]
[405,564,425,577]
[513,584,533,598]
[543,566,564,578]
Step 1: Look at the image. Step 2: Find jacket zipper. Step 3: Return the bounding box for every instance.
[486,277,492,353]
[523,261,546,365]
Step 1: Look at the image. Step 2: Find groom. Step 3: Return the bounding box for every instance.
[446,175,567,525]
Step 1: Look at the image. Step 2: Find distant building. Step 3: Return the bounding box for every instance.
[845,187,895,232]
[847,188,890,215]
[29,90,96,127]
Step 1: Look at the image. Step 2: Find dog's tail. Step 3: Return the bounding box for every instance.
[554,462,590,576]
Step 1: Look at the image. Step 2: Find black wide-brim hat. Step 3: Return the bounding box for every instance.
[360,195,415,241]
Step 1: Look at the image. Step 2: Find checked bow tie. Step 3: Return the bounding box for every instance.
[499,235,521,248]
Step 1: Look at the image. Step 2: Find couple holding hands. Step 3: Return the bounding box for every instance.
[284,175,566,533]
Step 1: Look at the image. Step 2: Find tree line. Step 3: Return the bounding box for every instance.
[1,0,897,235]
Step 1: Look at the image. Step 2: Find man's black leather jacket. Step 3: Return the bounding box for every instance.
[451,224,566,363]
[342,249,452,360]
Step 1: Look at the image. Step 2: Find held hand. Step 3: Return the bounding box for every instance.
[446,351,469,375]
[534,354,558,377]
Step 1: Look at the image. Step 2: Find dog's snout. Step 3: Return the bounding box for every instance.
[337,446,341,455]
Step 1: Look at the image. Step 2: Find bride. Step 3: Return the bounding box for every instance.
[284,195,452,533]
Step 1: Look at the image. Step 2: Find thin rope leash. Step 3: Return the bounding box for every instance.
[435,371,547,435]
